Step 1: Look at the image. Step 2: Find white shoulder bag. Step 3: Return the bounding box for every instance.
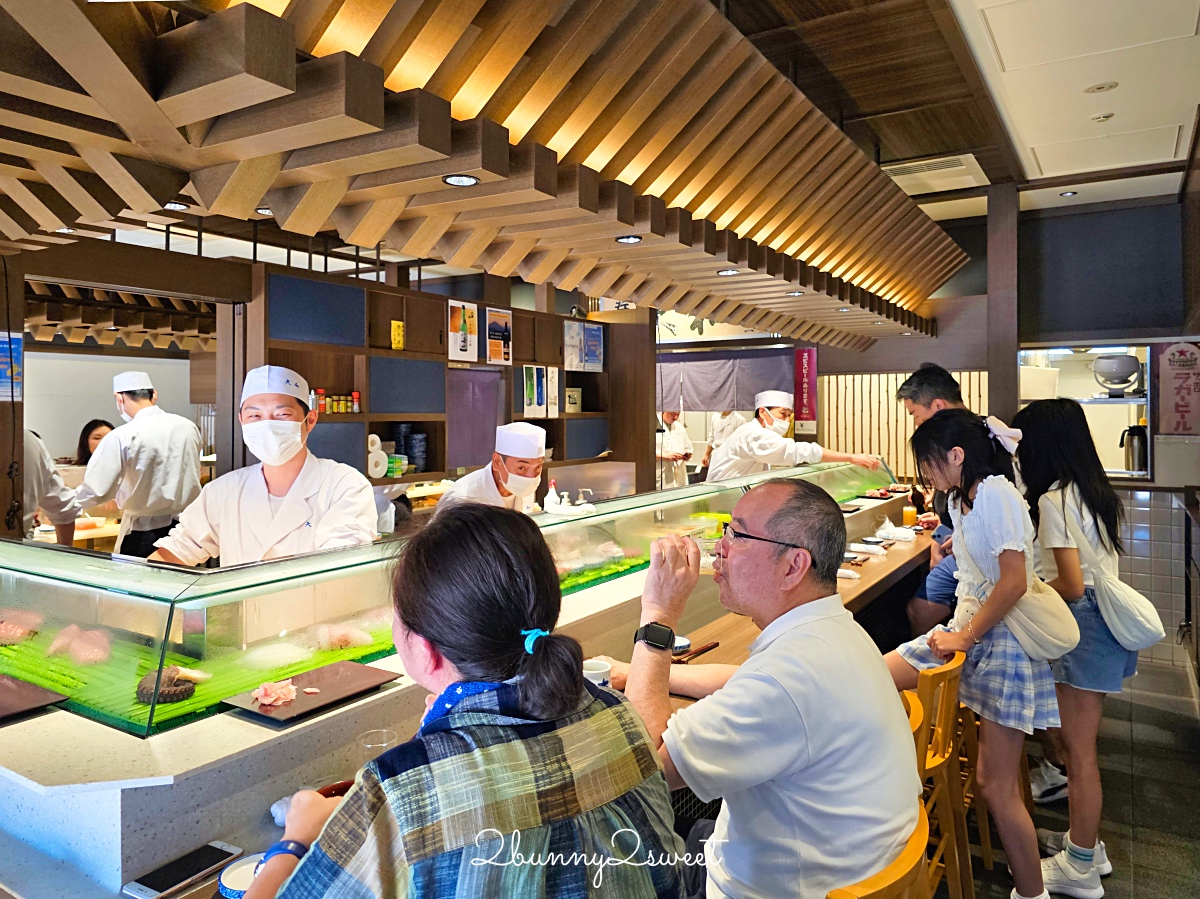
[954,526,1080,662]
[1054,492,1164,652]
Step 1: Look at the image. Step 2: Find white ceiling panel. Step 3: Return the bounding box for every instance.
[1019,172,1183,209]
[1032,124,1181,175]
[920,196,989,220]
[981,0,1200,71]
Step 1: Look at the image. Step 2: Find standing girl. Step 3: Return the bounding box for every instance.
[885,408,1058,899]
[1013,398,1134,899]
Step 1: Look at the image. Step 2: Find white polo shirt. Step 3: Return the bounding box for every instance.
[663,595,921,899]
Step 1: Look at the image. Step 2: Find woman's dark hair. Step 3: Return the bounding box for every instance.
[1012,398,1123,553]
[392,503,584,720]
[910,408,1014,509]
[75,419,115,465]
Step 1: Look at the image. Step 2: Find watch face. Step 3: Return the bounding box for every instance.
[639,622,674,649]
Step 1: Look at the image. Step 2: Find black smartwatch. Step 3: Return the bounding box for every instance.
[634,622,675,651]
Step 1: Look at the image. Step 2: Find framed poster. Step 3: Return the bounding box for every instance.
[794,347,817,435]
[582,322,604,372]
[522,365,547,418]
[448,300,478,362]
[0,332,22,402]
[486,308,512,365]
[547,366,559,418]
[564,320,585,371]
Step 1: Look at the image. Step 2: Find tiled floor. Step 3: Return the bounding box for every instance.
[947,659,1200,899]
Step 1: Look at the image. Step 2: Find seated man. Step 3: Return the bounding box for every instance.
[151,366,376,567]
[612,479,920,899]
[436,422,545,514]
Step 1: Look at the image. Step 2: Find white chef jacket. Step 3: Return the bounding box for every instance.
[22,430,78,533]
[436,465,535,514]
[708,411,747,453]
[154,451,377,567]
[74,405,201,551]
[706,420,823,482]
[656,417,694,490]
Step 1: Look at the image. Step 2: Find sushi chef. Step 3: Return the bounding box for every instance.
[23,429,78,545]
[656,407,693,489]
[74,371,201,557]
[149,365,376,567]
[706,389,881,482]
[437,422,545,514]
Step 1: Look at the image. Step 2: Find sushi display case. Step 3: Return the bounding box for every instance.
[0,460,897,737]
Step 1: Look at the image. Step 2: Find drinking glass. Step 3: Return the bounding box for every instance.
[356,728,398,768]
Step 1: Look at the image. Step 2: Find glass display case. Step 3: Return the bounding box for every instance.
[0,460,896,737]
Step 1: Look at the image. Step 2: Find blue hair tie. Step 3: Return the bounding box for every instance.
[520,628,550,654]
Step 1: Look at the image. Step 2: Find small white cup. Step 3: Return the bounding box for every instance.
[583,658,611,687]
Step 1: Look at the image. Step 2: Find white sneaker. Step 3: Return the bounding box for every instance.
[1009,890,1050,899]
[1036,830,1112,877]
[1041,850,1104,898]
[1030,758,1069,803]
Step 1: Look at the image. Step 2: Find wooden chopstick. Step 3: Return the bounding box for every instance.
[672,641,719,664]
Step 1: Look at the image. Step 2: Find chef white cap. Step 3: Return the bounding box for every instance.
[240,365,309,406]
[754,390,793,411]
[113,371,153,393]
[495,422,546,459]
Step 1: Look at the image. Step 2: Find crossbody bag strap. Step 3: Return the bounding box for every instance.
[1053,488,1106,576]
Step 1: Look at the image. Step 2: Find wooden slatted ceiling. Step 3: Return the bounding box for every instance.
[0,0,967,350]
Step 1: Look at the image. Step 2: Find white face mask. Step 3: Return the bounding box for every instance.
[116,398,132,423]
[764,410,790,436]
[499,458,540,497]
[242,420,304,467]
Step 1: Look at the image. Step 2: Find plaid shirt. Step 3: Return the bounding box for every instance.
[279,681,685,898]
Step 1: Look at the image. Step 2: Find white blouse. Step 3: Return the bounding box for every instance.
[1035,483,1119,588]
[949,475,1037,629]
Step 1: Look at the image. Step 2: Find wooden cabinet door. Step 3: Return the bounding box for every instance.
[404,295,446,355]
[534,316,563,366]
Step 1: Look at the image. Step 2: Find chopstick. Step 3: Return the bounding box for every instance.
[672,641,719,664]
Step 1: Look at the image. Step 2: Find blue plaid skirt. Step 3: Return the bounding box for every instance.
[898,619,1060,734]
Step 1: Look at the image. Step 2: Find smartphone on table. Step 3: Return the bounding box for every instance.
[120,841,242,898]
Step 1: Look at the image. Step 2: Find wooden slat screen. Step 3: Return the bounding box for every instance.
[817,370,988,481]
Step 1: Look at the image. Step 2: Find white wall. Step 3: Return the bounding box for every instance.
[24,353,196,460]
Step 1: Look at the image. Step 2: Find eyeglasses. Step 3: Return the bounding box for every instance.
[721,522,805,551]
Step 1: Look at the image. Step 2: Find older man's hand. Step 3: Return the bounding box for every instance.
[642,535,701,629]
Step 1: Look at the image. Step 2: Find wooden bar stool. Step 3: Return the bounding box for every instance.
[901,690,924,760]
[827,804,931,899]
[914,652,974,899]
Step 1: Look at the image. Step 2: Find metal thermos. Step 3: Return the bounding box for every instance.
[1120,423,1148,472]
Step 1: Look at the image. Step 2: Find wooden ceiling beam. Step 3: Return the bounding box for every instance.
[0,174,67,231]
[286,0,349,56]
[362,0,488,94]
[156,4,296,128]
[479,235,539,277]
[550,255,601,292]
[190,153,284,219]
[0,7,113,122]
[399,141,557,217]
[264,176,348,236]
[452,163,599,228]
[73,146,188,215]
[384,212,458,258]
[435,225,502,269]
[330,195,411,248]
[29,160,125,224]
[201,52,384,160]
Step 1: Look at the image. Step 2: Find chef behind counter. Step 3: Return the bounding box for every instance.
[150,365,376,567]
[436,422,546,514]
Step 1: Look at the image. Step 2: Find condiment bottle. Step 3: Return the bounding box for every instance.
[352,391,361,414]
[316,389,326,413]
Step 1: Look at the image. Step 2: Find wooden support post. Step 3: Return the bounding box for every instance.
[608,305,657,494]
[0,252,24,538]
[533,280,554,313]
[987,183,1019,422]
[483,273,511,308]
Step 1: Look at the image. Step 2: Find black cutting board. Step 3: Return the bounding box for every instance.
[222,661,399,722]
[0,674,66,722]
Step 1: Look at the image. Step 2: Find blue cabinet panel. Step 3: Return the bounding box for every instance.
[369,356,446,413]
[269,275,365,347]
[565,418,608,460]
[305,422,366,473]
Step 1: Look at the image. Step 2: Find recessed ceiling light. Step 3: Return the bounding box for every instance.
[106,327,119,331]
[255,206,272,216]
[164,201,188,212]
[901,331,913,336]
[1084,81,1118,94]
[785,290,804,296]
[1091,112,1114,123]
[55,227,75,234]
[615,235,642,244]
[873,321,885,325]
[717,268,739,277]
[1060,191,1078,197]
[442,174,480,187]
[837,307,850,313]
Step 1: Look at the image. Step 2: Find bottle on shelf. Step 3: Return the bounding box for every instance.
[308,388,317,411]
[352,391,361,414]
[316,389,326,414]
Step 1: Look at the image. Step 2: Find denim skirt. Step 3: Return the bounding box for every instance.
[1050,587,1139,694]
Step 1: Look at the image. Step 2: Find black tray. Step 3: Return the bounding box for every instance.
[0,674,66,722]
[222,661,399,722]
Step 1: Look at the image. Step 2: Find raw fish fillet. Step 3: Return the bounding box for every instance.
[0,621,34,646]
[0,609,44,630]
[68,630,111,665]
[243,642,313,671]
[315,624,373,651]
[47,624,81,656]
[252,679,297,706]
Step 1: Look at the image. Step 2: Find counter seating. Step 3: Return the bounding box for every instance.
[826,805,931,899]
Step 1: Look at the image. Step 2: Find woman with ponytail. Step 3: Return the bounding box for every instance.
[247,503,684,899]
[884,409,1059,899]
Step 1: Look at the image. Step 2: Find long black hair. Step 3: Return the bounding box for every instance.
[75,419,115,465]
[392,503,584,720]
[1012,398,1123,553]
[910,408,1014,510]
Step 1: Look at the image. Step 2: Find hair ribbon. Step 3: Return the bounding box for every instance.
[520,628,549,654]
[985,415,1022,454]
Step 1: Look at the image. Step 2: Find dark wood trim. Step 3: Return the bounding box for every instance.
[986,183,1019,421]
[924,0,1025,183]
[843,97,973,125]
[743,0,916,42]
[1021,328,1200,347]
[23,341,190,360]
[1019,194,1180,220]
[1178,105,1200,200]
[0,253,25,539]
[656,337,798,354]
[1022,160,1186,192]
[1183,105,1200,334]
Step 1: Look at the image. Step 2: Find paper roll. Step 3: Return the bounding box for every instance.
[367,450,389,478]
[367,434,382,452]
